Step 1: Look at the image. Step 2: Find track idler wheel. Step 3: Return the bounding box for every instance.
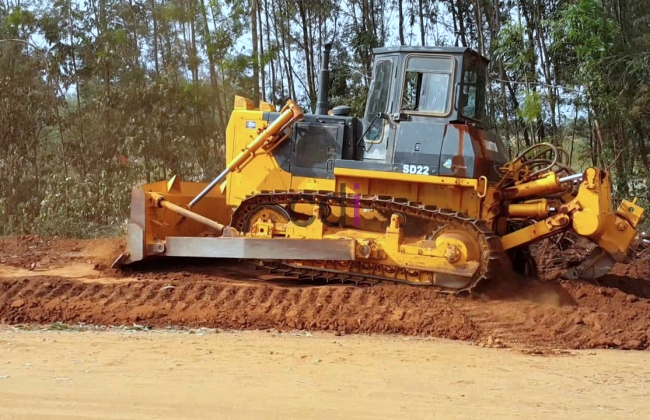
[243,205,291,236]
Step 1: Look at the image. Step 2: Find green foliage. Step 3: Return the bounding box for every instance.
[351,30,379,53]
[36,170,138,238]
[551,0,620,95]
[328,45,369,117]
[548,0,650,202]
[494,23,535,78]
[518,90,542,124]
[2,0,650,238]
[0,0,235,237]
[552,0,618,65]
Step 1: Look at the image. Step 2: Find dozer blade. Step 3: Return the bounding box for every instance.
[114,179,232,266]
[560,247,616,280]
[112,180,356,268]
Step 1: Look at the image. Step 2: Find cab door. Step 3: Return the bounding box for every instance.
[362,56,397,162]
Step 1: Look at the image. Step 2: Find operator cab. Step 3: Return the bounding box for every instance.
[263,46,507,182]
[365,47,487,136]
[347,46,506,181]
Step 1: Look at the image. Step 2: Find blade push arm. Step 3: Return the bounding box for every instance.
[188,100,304,208]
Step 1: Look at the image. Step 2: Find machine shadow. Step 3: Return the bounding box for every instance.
[118,257,343,287]
[585,274,650,299]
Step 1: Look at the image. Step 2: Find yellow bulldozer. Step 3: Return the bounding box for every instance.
[112,44,645,293]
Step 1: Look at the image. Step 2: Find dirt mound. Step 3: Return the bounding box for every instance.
[602,259,650,297]
[464,280,650,350]
[1,236,650,351]
[0,235,123,270]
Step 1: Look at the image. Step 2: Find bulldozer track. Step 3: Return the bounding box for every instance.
[231,190,509,294]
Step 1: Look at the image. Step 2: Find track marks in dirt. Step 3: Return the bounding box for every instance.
[456,299,576,349]
[0,275,479,340]
[1,271,650,350]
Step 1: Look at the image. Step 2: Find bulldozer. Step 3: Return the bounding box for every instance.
[112,44,645,293]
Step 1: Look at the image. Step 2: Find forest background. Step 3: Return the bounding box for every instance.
[1,0,649,237]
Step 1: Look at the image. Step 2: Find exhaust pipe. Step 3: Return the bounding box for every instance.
[315,43,333,116]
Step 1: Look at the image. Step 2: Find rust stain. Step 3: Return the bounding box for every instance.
[469,125,488,158]
[451,124,467,178]
[468,124,495,179]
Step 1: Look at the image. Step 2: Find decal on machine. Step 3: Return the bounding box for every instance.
[245,121,257,129]
[485,140,499,152]
[402,164,430,175]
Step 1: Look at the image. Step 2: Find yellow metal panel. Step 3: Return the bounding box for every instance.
[233,95,254,110]
[334,167,479,187]
[617,199,645,228]
[259,101,276,112]
[335,177,370,194]
[290,176,336,191]
[225,110,294,206]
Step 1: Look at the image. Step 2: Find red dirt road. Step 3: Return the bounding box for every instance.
[1,235,650,351]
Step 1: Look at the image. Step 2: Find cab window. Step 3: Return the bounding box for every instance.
[460,56,487,121]
[364,60,393,142]
[401,56,454,115]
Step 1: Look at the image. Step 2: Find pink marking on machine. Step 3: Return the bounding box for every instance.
[354,182,360,227]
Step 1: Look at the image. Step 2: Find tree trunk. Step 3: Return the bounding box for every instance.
[251,0,260,106]
[297,0,316,112]
[199,0,226,143]
[419,0,425,46]
[71,0,87,178]
[257,0,266,102]
[150,0,159,75]
[398,0,405,45]
[189,0,199,83]
[264,0,276,103]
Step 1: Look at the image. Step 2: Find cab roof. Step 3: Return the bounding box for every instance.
[372,46,488,62]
